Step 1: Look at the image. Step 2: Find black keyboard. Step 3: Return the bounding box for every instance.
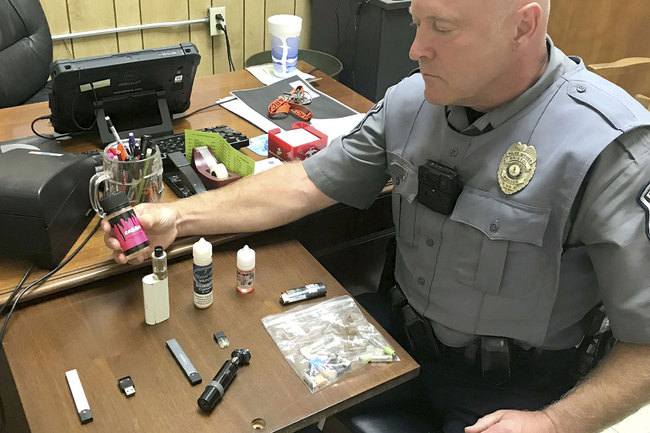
[151,125,249,164]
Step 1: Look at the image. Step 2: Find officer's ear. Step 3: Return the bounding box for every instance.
[512,2,544,46]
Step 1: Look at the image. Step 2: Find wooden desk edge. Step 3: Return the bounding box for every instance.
[1,183,392,306]
[0,233,247,305]
[286,366,420,433]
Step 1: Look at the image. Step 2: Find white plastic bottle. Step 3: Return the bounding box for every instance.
[193,237,213,308]
[237,245,255,294]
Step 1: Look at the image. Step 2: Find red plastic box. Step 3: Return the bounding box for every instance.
[268,122,328,162]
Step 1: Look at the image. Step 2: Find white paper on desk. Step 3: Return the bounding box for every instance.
[254,157,282,174]
[275,128,321,147]
[246,64,315,86]
[222,77,364,140]
[311,113,365,144]
[221,97,365,143]
[220,98,282,132]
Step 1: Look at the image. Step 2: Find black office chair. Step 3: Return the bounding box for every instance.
[0,0,53,108]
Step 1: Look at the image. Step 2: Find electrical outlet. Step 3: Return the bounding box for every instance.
[208,6,226,36]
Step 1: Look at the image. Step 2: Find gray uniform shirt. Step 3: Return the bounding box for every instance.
[303,38,650,348]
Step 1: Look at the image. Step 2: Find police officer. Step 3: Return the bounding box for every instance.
[105,0,650,432]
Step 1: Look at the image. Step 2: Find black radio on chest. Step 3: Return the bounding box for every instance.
[417,160,462,215]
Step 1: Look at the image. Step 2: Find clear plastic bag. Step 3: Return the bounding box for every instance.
[262,295,399,392]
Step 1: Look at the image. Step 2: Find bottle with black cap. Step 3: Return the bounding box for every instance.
[101,191,150,260]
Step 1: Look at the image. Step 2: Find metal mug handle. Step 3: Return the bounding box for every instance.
[88,170,112,217]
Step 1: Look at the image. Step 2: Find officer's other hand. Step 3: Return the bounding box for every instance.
[103,203,180,265]
[465,409,557,433]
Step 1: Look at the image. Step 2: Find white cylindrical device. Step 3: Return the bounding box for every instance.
[193,237,213,308]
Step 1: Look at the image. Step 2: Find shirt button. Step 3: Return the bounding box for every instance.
[489,221,500,232]
[394,177,401,185]
[417,277,425,285]
[449,148,458,157]
[577,84,586,93]
[426,238,435,247]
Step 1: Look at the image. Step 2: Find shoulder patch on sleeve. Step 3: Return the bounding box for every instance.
[638,181,650,241]
[342,99,384,139]
[616,127,650,161]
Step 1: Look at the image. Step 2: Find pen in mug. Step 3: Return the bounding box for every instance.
[128,132,137,156]
[105,116,128,160]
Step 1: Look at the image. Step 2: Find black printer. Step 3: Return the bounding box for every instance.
[0,138,96,269]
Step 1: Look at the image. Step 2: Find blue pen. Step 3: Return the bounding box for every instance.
[128,133,136,156]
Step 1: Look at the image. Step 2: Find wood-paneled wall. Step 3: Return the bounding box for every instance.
[40,0,312,77]
[548,0,650,65]
[41,0,649,77]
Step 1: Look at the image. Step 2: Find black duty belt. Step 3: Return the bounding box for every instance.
[387,284,605,386]
[388,284,510,385]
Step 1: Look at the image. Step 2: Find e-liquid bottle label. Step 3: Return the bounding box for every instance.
[237,268,255,294]
[194,263,213,307]
[109,211,149,255]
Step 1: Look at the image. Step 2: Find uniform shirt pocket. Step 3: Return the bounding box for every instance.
[449,186,551,295]
[387,152,418,244]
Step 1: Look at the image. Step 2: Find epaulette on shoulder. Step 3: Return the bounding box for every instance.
[566,68,650,131]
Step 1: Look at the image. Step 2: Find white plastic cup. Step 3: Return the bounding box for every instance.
[268,14,302,77]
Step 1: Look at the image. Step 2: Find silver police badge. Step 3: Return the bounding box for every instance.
[638,182,650,241]
[498,142,537,195]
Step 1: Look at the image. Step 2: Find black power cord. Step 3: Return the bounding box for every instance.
[30,115,74,140]
[0,218,103,345]
[0,262,33,432]
[0,219,100,433]
[351,0,369,91]
[172,102,220,120]
[216,15,235,72]
[0,265,33,321]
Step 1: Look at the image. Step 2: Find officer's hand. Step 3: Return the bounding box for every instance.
[103,203,180,265]
[465,409,557,433]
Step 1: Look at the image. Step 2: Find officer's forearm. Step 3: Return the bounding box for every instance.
[173,161,336,237]
[543,342,650,433]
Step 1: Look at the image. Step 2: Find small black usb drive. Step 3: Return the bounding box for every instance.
[118,376,136,397]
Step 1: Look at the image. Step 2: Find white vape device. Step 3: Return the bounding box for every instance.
[65,369,93,424]
[143,246,169,325]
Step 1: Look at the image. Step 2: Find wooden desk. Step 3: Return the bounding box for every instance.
[0,239,418,433]
[0,63,375,305]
